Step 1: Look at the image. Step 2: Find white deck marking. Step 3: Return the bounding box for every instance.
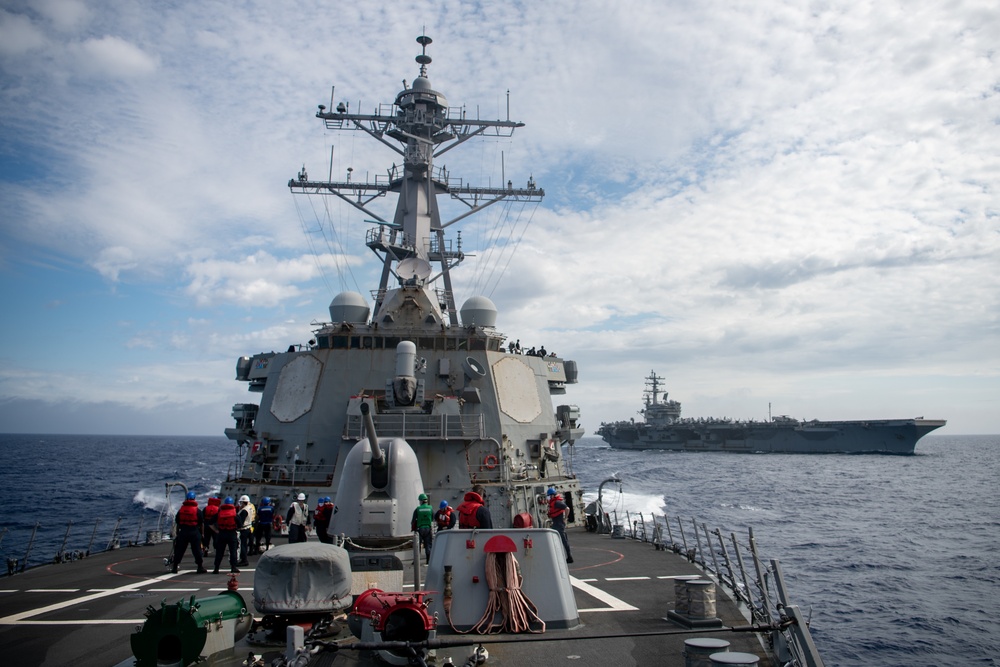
[148,588,200,592]
[605,576,649,581]
[570,575,639,613]
[26,589,80,593]
[0,572,182,624]
[9,619,144,625]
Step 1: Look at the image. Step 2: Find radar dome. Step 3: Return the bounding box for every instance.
[460,296,498,328]
[329,291,370,324]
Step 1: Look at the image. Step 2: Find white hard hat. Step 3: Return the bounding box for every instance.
[297,492,306,500]
[239,494,250,503]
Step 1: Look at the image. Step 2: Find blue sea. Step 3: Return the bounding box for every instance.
[0,432,997,666]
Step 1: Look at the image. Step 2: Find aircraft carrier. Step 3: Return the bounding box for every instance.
[598,371,946,454]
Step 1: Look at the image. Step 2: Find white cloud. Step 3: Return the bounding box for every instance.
[0,10,46,57]
[0,0,997,434]
[71,35,158,78]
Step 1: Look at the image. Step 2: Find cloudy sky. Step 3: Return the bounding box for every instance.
[1,0,997,436]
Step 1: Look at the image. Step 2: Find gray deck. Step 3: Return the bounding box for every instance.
[0,527,768,666]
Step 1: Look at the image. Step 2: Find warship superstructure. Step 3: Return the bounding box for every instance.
[598,371,946,453]
[220,35,583,542]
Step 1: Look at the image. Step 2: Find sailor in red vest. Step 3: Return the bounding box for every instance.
[435,500,457,531]
[212,496,241,574]
[547,487,573,563]
[457,485,493,529]
[314,496,334,544]
[172,491,208,573]
[201,495,221,555]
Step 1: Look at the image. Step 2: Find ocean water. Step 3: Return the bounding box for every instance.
[0,432,997,666]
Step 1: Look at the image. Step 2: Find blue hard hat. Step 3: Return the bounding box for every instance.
[185,491,196,500]
[546,487,557,495]
[224,496,234,505]
[261,497,271,506]
[440,500,448,509]
[322,497,330,503]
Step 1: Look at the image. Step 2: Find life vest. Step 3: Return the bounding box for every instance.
[204,497,221,522]
[288,501,307,526]
[217,503,238,531]
[435,507,453,529]
[314,504,329,523]
[548,495,566,520]
[457,492,484,529]
[239,502,256,529]
[416,504,433,529]
[177,499,199,527]
[257,505,274,526]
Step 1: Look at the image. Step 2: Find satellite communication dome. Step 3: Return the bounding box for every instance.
[329,291,370,324]
[460,296,498,328]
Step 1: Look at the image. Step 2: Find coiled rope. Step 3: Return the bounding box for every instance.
[446,551,546,634]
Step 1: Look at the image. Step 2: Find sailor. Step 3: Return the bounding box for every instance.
[236,495,256,566]
[457,485,493,529]
[411,493,434,563]
[254,497,274,553]
[286,492,310,543]
[314,496,335,544]
[213,496,241,574]
[171,491,208,574]
[435,500,457,531]
[201,495,221,555]
[547,487,573,563]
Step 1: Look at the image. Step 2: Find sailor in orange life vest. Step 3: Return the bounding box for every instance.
[457,485,493,529]
[435,500,457,531]
[201,495,221,555]
[212,496,241,574]
[547,487,573,563]
[172,491,208,573]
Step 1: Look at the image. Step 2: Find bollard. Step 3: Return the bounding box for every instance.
[684,638,730,667]
[686,579,717,620]
[710,651,759,666]
[672,575,702,615]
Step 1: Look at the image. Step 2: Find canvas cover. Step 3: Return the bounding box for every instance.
[252,542,353,614]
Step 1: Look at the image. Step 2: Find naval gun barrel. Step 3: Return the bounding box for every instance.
[360,402,385,467]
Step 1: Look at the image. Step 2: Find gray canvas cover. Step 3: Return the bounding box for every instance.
[252,543,353,613]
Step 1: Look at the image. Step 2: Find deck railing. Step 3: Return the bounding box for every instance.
[607,510,826,667]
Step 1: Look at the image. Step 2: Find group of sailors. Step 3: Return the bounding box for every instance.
[506,339,553,357]
[171,492,336,574]
[173,485,573,572]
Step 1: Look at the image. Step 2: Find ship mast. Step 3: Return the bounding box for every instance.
[645,370,663,406]
[289,35,544,326]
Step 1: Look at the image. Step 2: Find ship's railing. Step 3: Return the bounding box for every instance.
[606,511,826,667]
[3,514,173,574]
[227,461,338,486]
[344,413,484,441]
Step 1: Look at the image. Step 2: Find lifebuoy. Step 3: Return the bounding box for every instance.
[483,454,499,470]
[273,515,285,533]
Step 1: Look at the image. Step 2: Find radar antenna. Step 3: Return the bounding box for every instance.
[416,35,433,76]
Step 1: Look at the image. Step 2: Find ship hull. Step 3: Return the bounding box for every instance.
[600,419,946,454]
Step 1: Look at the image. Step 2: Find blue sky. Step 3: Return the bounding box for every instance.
[1,0,997,436]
